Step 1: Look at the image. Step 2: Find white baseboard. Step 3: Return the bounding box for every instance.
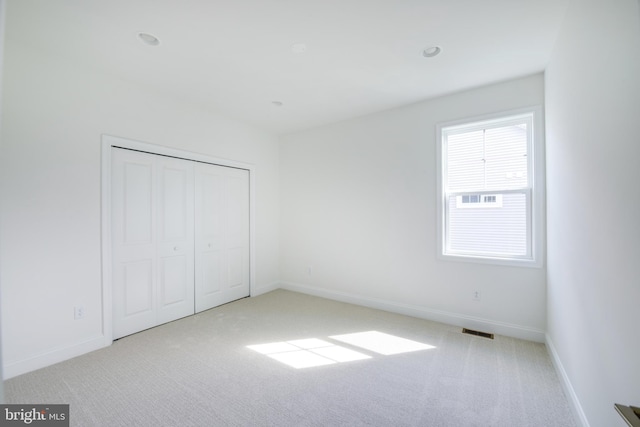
[251,281,280,297]
[279,282,546,343]
[3,335,110,380]
[545,334,590,427]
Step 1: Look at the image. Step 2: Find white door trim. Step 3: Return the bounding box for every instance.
[101,134,256,344]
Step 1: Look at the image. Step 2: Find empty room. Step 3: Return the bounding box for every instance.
[0,1,638,426]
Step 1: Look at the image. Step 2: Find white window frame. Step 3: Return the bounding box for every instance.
[436,107,545,268]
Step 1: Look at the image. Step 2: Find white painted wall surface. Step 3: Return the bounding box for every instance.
[0,41,279,378]
[0,0,6,403]
[280,75,547,341]
[545,0,640,425]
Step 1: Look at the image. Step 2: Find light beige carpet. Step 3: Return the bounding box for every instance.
[4,290,576,426]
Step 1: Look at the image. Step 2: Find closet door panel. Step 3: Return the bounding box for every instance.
[123,260,154,316]
[227,247,244,288]
[161,167,189,239]
[159,255,188,308]
[123,162,153,244]
[201,251,222,295]
[112,149,157,338]
[156,157,195,324]
[223,169,250,303]
[195,166,225,311]
[195,164,249,312]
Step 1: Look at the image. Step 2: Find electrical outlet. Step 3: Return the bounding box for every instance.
[74,306,85,320]
[472,291,481,301]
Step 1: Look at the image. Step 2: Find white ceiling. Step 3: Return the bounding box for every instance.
[5,0,569,134]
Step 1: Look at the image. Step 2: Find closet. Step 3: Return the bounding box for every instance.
[111,147,249,339]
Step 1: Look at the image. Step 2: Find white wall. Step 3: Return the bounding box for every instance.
[280,74,547,341]
[0,0,6,402]
[0,40,280,378]
[545,0,640,426]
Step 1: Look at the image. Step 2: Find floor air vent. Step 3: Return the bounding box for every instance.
[462,328,494,339]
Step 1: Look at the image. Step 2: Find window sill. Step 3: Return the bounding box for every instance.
[438,252,543,268]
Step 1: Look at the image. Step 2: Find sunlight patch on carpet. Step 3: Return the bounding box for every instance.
[247,338,370,369]
[247,331,435,369]
[330,331,435,355]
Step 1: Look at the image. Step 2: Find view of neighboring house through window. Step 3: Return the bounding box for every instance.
[437,109,543,266]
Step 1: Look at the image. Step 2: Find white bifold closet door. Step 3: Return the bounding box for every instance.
[194,162,250,313]
[111,148,249,339]
[111,148,195,339]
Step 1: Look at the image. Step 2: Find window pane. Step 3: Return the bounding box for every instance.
[448,192,528,257]
[446,123,528,192]
[484,124,528,190]
[446,130,484,191]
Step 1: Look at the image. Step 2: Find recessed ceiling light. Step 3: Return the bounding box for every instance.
[422,46,442,58]
[291,43,307,54]
[138,33,160,46]
[272,101,283,107]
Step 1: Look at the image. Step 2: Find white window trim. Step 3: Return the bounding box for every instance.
[435,106,545,268]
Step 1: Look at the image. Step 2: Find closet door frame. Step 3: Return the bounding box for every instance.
[101,134,255,344]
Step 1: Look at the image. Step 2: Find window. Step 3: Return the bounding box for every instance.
[436,108,543,267]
